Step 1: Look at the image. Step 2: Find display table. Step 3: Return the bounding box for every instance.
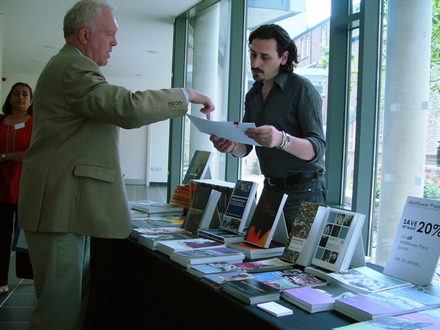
[84,237,354,330]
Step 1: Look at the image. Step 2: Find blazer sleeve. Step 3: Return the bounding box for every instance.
[62,55,188,129]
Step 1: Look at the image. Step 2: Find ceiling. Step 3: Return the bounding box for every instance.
[0,0,202,80]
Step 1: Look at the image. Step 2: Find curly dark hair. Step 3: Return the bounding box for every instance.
[2,82,34,115]
[248,24,299,72]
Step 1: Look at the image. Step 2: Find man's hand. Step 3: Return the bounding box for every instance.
[245,125,283,148]
[185,88,215,119]
[209,135,235,153]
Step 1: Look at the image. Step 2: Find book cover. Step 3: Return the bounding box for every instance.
[229,241,285,260]
[190,179,236,227]
[233,258,294,273]
[333,308,440,329]
[187,262,243,278]
[201,271,255,289]
[130,226,190,240]
[384,196,440,285]
[131,218,183,228]
[219,180,258,234]
[198,228,245,244]
[252,270,325,291]
[325,266,412,294]
[282,284,357,313]
[131,201,183,215]
[281,202,328,266]
[170,247,244,266]
[335,287,440,321]
[138,232,197,250]
[182,150,212,185]
[244,189,288,248]
[182,186,221,235]
[156,238,224,256]
[222,278,280,305]
[310,208,366,272]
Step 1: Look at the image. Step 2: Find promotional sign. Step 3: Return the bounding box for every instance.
[384,196,440,285]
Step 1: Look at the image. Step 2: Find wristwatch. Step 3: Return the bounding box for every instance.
[1,153,6,160]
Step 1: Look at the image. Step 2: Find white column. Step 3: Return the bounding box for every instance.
[190,4,221,179]
[376,0,432,265]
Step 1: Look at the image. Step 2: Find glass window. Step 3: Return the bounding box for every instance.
[242,0,331,193]
[183,1,231,181]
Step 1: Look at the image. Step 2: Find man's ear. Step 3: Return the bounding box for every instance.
[78,28,89,44]
[280,50,289,65]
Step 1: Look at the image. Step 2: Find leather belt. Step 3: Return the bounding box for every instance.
[266,171,323,187]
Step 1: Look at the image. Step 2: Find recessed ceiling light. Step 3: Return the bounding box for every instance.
[146,50,157,54]
[43,45,58,49]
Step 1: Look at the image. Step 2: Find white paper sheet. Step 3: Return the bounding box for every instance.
[187,114,261,146]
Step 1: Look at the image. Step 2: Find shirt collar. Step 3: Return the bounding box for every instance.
[253,71,289,93]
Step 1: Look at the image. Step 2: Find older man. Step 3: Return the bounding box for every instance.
[18,1,214,329]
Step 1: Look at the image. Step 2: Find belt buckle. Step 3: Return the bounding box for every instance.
[267,177,276,187]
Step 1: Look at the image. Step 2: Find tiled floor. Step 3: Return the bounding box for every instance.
[0,183,167,329]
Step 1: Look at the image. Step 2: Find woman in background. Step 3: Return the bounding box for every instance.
[0,82,33,295]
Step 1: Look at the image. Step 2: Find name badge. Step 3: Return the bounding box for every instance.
[15,123,25,130]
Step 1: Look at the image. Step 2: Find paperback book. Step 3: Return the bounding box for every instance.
[156,238,225,256]
[201,271,255,289]
[333,307,440,330]
[131,201,184,216]
[138,232,197,250]
[186,258,293,278]
[131,218,183,229]
[233,258,294,273]
[252,270,326,291]
[310,208,366,272]
[130,226,190,240]
[198,228,245,244]
[244,189,288,248]
[219,180,258,235]
[181,150,212,185]
[182,185,221,235]
[229,241,285,260]
[281,202,328,266]
[187,262,243,278]
[170,185,191,211]
[281,284,358,313]
[334,286,440,321]
[325,266,412,295]
[222,278,280,305]
[170,247,245,267]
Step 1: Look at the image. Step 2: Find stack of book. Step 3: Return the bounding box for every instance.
[170,247,245,267]
[333,307,440,329]
[251,270,326,291]
[156,238,224,256]
[131,201,184,217]
[138,232,197,250]
[281,284,358,313]
[186,258,293,278]
[222,278,280,305]
[170,185,191,212]
[229,241,286,259]
[324,266,413,294]
[131,226,190,240]
[334,286,440,321]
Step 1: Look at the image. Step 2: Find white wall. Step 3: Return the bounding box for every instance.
[1,73,172,185]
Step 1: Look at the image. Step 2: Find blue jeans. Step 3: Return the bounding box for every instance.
[264,173,327,233]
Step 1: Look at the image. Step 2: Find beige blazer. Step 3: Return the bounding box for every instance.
[18,43,188,238]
